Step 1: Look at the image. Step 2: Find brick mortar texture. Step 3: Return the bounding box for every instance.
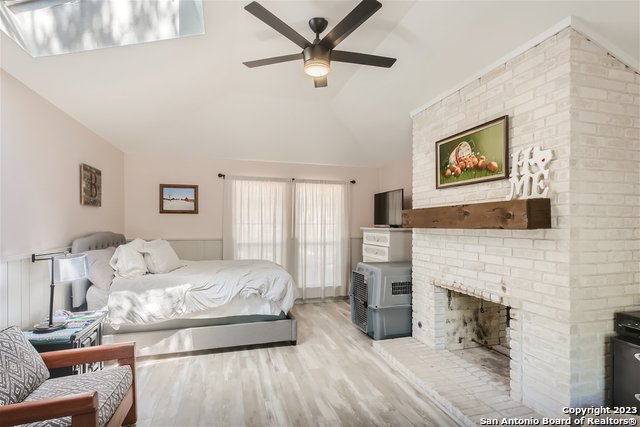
[410,27,639,417]
[568,29,640,406]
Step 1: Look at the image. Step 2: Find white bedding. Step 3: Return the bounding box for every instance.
[87,285,109,311]
[107,260,296,328]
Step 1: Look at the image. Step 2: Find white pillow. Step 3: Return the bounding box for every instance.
[109,239,148,278]
[141,239,183,274]
[126,238,146,252]
[84,247,116,291]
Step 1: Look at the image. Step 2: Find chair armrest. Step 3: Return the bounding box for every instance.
[0,391,98,427]
[40,342,135,370]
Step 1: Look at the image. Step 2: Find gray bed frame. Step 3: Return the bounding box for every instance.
[71,232,297,357]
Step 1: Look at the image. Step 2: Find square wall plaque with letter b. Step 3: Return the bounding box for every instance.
[80,163,101,206]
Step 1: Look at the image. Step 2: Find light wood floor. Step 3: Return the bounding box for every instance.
[135,301,458,427]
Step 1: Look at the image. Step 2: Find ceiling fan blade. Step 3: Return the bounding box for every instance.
[331,50,396,67]
[243,53,303,68]
[314,76,328,88]
[245,2,311,49]
[320,0,381,50]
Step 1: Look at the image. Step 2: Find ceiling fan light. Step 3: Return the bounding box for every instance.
[304,59,330,77]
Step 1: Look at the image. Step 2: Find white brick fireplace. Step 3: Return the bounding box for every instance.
[410,26,639,416]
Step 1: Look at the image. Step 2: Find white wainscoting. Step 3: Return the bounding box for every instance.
[166,238,364,269]
[0,253,72,330]
[166,239,223,261]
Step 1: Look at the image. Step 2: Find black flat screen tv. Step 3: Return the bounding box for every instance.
[374,189,404,227]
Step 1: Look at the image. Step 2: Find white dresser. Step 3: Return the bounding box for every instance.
[361,227,412,262]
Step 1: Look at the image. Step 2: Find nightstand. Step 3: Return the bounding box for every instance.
[24,311,107,378]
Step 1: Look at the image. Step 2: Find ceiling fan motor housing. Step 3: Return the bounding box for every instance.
[304,45,330,63]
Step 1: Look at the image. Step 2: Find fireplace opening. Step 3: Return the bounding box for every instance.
[444,289,511,386]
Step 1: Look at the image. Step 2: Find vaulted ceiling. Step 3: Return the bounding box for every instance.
[1,1,638,167]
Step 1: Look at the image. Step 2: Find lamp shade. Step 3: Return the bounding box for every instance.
[303,45,331,77]
[303,59,330,77]
[53,253,89,283]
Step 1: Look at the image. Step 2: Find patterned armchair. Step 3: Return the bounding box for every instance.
[0,326,136,427]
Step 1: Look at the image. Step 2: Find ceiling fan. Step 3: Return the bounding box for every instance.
[242,0,396,88]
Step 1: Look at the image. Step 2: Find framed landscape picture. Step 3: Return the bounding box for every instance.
[159,184,198,214]
[436,115,508,189]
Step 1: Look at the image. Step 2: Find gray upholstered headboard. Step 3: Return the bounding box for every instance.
[70,231,126,309]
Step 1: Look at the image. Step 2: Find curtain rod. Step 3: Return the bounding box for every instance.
[218,173,355,184]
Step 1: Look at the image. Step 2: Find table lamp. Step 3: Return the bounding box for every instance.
[32,252,89,332]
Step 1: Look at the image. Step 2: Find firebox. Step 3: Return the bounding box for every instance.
[444,289,510,354]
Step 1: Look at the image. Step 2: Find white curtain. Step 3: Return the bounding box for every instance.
[294,180,350,300]
[222,177,292,271]
[223,176,351,302]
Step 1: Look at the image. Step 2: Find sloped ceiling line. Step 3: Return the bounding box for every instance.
[411,16,640,118]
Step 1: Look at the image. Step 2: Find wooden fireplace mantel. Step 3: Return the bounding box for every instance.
[402,198,551,230]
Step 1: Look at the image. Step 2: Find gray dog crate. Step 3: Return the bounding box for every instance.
[349,261,412,340]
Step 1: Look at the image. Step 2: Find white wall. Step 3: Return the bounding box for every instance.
[377,157,412,209]
[124,153,382,240]
[0,70,124,329]
[568,29,640,404]
[124,153,411,274]
[1,70,124,258]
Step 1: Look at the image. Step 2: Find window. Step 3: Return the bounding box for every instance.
[223,177,350,300]
[294,181,350,299]
[222,178,291,269]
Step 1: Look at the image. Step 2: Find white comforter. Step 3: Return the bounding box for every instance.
[107,260,296,328]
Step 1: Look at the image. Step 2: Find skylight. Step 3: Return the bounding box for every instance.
[0,0,205,57]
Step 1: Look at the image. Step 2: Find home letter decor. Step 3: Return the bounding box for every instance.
[506,146,553,200]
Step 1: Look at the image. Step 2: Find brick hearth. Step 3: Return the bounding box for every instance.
[374,338,541,426]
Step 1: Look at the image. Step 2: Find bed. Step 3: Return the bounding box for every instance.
[70,231,297,357]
